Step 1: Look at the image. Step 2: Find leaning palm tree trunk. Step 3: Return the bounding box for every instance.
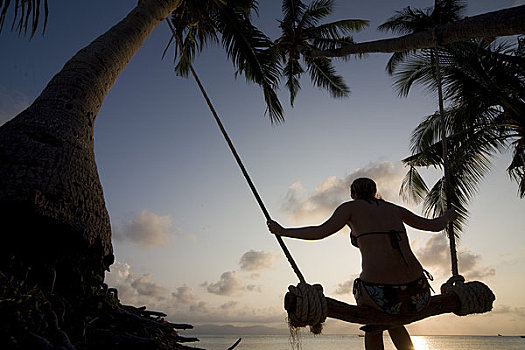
[0,0,181,294]
[311,5,525,58]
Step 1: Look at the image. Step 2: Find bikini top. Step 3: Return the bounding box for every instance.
[350,229,408,265]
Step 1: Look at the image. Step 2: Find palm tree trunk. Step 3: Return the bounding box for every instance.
[0,0,181,294]
[311,5,525,58]
[434,48,459,277]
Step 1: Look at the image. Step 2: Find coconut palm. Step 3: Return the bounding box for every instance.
[312,5,525,58]
[401,39,525,206]
[274,0,369,106]
[380,0,467,278]
[0,0,283,296]
[0,0,521,291]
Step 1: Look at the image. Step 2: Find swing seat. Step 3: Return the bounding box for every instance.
[284,278,494,331]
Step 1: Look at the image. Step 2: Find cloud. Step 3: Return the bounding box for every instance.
[105,261,167,303]
[205,271,244,296]
[171,285,197,304]
[105,261,283,327]
[414,235,495,281]
[114,210,174,249]
[203,269,264,296]
[492,305,525,318]
[131,274,168,297]
[0,86,30,126]
[334,280,354,295]
[246,284,262,293]
[220,301,239,310]
[515,0,525,6]
[239,250,276,271]
[281,162,405,224]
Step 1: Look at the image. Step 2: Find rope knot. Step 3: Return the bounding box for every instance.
[286,283,327,334]
[441,275,495,316]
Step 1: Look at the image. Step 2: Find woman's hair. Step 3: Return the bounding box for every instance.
[350,178,378,202]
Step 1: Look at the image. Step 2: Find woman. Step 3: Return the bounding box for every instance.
[267,178,457,350]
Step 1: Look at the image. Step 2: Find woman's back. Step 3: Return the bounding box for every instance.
[347,199,424,284]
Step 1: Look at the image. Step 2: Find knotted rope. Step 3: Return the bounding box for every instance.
[440,275,495,316]
[287,283,328,334]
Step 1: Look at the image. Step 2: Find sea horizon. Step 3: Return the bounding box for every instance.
[182,334,525,350]
[184,323,525,337]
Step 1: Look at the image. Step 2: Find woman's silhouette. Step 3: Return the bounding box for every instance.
[268,178,457,350]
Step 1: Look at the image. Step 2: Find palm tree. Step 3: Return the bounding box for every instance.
[274,0,369,106]
[402,39,525,202]
[312,5,525,58]
[0,0,282,297]
[380,1,467,278]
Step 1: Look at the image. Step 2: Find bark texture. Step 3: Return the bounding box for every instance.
[0,0,180,292]
[311,5,525,58]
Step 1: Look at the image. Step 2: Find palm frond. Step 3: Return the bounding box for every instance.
[306,19,369,41]
[378,6,431,35]
[281,0,306,24]
[304,56,349,99]
[217,5,284,122]
[400,166,429,204]
[390,50,435,97]
[385,50,416,75]
[299,0,334,29]
[508,140,525,198]
[422,178,466,236]
[311,36,355,51]
[0,0,48,37]
[283,58,303,107]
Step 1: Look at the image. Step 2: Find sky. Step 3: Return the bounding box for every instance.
[1,0,525,337]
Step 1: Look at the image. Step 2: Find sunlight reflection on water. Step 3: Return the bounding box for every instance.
[190,334,525,350]
[412,336,430,350]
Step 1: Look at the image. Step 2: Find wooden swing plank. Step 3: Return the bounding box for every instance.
[285,292,460,327]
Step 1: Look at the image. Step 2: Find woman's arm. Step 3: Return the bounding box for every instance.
[267,202,352,240]
[400,207,457,232]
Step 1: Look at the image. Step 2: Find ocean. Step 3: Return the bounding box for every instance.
[187,334,525,350]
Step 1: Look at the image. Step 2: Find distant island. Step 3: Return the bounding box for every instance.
[186,324,291,336]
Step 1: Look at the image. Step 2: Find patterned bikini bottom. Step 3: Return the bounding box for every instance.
[353,275,431,315]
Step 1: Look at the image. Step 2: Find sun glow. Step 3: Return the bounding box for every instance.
[412,336,430,350]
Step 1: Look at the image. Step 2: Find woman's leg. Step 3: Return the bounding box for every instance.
[388,326,414,350]
[365,330,384,350]
[354,282,387,349]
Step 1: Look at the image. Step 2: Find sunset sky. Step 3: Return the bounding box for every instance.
[1,0,524,336]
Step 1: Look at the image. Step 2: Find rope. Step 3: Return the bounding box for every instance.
[440,275,495,316]
[164,20,306,284]
[287,283,328,334]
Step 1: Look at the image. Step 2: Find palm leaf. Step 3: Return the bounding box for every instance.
[217,5,284,122]
[304,56,349,98]
[399,166,429,204]
[299,0,334,29]
[0,0,48,37]
[306,19,369,41]
[508,140,525,198]
[283,58,303,106]
[281,0,305,24]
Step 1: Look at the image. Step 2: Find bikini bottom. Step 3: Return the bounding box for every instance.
[353,275,430,315]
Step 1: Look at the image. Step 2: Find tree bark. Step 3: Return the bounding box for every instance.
[310,5,525,58]
[0,0,181,293]
[285,292,461,328]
